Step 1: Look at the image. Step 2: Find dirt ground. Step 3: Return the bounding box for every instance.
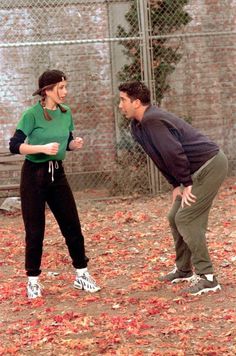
[0,177,236,356]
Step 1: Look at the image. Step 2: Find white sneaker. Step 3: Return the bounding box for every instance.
[27,281,42,299]
[74,271,101,293]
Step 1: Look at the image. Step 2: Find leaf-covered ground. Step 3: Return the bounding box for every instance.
[0,178,236,356]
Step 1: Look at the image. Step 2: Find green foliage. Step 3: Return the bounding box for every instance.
[182,115,192,124]
[113,1,192,195]
[108,147,150,196]
[117,0,192,104]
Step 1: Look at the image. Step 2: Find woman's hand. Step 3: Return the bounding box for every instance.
[69,137,84,151]
[19,142,59,155]
[43,142,60,155]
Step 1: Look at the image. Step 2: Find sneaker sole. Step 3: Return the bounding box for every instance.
[74,282,101,293]
[171,275,194,284]
[190,284,221,296]
[27,292,42,299]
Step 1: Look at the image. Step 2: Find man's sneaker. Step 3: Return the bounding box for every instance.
[158,266,194,284]
[74,271,101,293]
[27,281,42,299]
[181,275,221,296]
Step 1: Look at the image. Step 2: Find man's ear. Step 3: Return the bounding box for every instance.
[134,98,142,108]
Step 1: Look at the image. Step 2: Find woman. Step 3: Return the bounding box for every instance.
[9,69,100,298]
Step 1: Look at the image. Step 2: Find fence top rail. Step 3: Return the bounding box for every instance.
[0,0,125,8]
[1,31,235,48]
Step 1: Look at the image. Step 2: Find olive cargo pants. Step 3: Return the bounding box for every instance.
[167,150,228,275]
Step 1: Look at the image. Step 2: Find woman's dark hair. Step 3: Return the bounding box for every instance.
[41,86,67,121]
[33,69,67,121]
[118,81,151,105]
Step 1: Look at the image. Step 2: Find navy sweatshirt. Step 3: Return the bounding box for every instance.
[131,105,219,188]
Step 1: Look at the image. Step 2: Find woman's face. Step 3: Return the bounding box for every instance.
[46,80,68,104]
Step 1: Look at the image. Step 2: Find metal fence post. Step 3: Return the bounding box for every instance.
[137,0,161,195]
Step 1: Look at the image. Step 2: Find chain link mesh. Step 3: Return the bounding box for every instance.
[0,0,235,199]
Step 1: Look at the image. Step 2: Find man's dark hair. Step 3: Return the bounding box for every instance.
[118,81,151,105]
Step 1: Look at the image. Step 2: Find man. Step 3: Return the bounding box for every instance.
[118,81,228,296]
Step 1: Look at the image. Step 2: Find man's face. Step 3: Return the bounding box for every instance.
[119,91,137,119]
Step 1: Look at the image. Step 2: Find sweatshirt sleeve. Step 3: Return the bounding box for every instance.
[143,118,193,187]
[9,129,27,154]
[66,131,74,150]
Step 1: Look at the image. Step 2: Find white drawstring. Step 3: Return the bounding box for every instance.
[48,161,59,182]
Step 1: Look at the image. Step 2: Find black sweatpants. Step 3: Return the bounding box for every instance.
[20,159,88,276]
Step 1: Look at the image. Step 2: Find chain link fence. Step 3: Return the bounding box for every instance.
[0,0,235,199]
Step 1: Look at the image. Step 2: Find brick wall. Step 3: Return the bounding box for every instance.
[0,2,116,178]
[0,0,235,193]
